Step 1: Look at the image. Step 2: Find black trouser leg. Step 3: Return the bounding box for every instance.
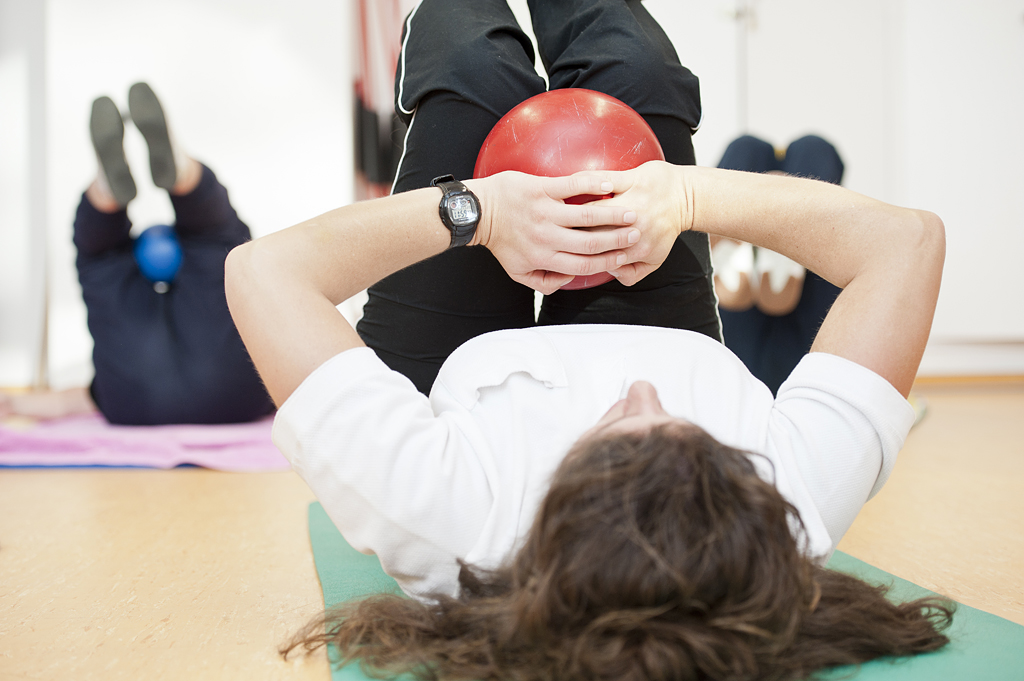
[358,0,546,395]
[528,0,718,338]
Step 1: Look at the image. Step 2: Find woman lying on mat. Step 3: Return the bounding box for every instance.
[225,158,953,678]
[0,83,273,426]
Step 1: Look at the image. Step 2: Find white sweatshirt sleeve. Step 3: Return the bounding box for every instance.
[272,348,493,600]
[768,352,917,550]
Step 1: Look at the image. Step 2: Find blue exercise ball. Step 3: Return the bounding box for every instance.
[134,224,183,285]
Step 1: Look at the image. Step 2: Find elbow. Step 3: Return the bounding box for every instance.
[223,242,254,319]
[899,209,945,303]
[914,209,946,273]
[224,241,250,282]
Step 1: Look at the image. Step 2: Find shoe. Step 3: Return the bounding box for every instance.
[89,96,136,206]
[127,82,181,190]
[753,247,805,316]
[711,239,754,293]
[711,239,756,311]
[754,247,805,294]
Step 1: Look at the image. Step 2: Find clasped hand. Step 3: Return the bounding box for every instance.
[466,161,690,293]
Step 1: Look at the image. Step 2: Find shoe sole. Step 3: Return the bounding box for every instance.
[128,82,176,190]
[90,96,136,205]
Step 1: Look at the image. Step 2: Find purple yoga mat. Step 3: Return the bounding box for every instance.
[0,413,289,471]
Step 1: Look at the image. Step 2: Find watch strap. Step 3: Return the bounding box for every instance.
[431,174,479,248]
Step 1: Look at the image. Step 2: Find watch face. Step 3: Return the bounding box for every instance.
[448,195,479,227]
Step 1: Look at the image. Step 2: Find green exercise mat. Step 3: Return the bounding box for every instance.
[307,502,1024,681]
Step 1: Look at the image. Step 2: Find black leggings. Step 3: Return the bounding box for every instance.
[356,0,721,395]
[74,164,275,425]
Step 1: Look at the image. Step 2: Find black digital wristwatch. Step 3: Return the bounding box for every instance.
[431,174,481,248]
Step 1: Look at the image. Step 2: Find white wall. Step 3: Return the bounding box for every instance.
[1,0,1021,386]
[745,0,902,202]
[901,0,1024,341]
[0,1,48,387]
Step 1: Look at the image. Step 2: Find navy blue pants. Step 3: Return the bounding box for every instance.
[716,135,845,395]
[74,165,275,425]
[356,0,721,395]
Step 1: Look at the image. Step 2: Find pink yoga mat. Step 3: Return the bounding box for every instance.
[0,413,290,471]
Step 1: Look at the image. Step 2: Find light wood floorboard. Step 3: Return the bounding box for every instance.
[1,380,1021,679]
[0,469,327,680]
[838,380,1024,625]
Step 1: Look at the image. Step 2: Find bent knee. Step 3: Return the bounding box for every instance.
[398,2,541,116]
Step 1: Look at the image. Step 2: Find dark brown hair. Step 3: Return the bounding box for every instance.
[284,424,953,680]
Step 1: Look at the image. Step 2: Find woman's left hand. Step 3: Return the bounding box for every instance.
[581,161,691,287]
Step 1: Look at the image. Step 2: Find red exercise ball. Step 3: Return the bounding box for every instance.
[474,88,664,290]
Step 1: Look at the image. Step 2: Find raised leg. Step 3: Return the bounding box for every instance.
[529,0,719,340]
[775,135,844,383]
[357,0,547,394]
[528,0,701,138]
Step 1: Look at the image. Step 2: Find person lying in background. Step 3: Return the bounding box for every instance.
[712,134,847,395]
[0,83,273,425]
[226,145,952,679]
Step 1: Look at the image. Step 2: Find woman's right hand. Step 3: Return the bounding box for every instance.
[583,161,693,287]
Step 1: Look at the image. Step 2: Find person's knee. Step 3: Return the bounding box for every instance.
[398,0,540,117]
[581,37,684,104]
[455,32,537,107]
[787,135,835,155]
[719,136,777,173]
[784,136,844,184]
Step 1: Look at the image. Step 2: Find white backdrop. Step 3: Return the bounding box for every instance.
[1,0,1021,387]
[901,0,1024,342]
[741,0,1024,372]
[0,2,47,387]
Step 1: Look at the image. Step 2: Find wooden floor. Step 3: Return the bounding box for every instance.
[1,379,1022,680]
[838,379,1024,625]
[0,470,326,680]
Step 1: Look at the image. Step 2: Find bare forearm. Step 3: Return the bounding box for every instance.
[686,165,944,396]
[601,162,944,396]
[684,166,918,289]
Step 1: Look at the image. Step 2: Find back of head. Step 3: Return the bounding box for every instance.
[285,425,953,680]
[503,425,815,679]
